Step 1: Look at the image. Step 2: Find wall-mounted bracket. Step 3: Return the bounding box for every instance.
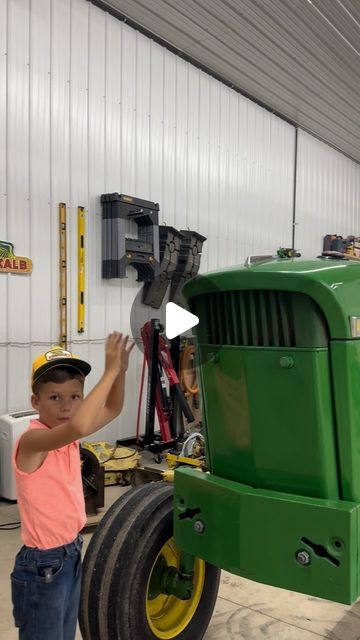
[101,193,160,280]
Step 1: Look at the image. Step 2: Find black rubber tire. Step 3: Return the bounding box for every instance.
[79,483,220,640]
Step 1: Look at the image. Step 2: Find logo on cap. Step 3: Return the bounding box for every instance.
[45,348,73,361]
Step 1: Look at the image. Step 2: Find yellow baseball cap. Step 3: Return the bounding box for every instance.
[32,346,91,387]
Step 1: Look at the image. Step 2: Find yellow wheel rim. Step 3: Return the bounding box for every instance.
[146,538,205,639]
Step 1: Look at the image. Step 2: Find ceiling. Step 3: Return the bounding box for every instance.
[93,0,360,163]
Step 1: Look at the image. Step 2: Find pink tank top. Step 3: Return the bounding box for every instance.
[13,419,87,549]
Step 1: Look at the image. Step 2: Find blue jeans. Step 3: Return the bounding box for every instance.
[11,534,83,640]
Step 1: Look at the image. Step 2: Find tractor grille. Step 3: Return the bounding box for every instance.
[191,290,328,348]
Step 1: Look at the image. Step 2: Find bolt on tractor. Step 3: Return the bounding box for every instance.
[80,255,360,639]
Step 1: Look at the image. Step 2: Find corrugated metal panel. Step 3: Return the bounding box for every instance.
[30,0,51,349]
[7,0,31,411]
[98,0,360,163]
[192,76,295,273]
[50,0,71,348]
[0,0,8,412]
[4,0,359,441]
[295,130,360,258]
[0,0,295,439]
[103,10,123,353]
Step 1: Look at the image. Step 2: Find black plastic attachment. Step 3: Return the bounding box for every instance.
[101,193,160,280]
[169,231,206,305]
[142,226,184,308]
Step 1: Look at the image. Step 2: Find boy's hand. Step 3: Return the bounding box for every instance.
[118,333,135,373]
[105,332,135,376]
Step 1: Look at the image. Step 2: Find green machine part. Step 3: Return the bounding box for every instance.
[174,257,360,604]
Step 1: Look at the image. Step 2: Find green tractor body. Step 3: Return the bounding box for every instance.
[174,257,360,605]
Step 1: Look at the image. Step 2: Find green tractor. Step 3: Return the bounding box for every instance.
[80,255,360,639]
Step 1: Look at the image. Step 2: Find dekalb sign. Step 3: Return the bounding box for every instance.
[0,241,33,274]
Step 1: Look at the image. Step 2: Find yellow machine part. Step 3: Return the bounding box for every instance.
[81,441,115,464]
[82,441,140,486]
[165,452,204,469]
[104,447,140,470]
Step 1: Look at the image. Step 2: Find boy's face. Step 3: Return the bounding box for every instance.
[31,378,84,428]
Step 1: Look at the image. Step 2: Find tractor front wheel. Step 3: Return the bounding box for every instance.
[79,483,220,640]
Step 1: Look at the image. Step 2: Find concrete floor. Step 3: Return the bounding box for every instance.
[1,487,360,640]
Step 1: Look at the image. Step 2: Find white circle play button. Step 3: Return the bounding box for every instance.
[165,302,199,340]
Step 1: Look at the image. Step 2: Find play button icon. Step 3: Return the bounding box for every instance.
[165,302,199,340]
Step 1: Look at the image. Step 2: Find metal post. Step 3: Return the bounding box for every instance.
[292,126,298,250]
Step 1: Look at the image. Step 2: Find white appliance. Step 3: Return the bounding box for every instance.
[0,410,38,500]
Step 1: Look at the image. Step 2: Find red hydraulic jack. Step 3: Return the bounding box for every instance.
[136,319,195,454]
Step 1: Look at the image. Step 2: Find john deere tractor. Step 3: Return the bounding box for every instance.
[80,255,360,640]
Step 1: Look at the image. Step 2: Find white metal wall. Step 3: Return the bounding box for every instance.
[295,130,360,257]
[0,0,325,441]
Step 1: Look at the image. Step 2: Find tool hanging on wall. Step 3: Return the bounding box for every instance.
[59,203,67,348]
[141,227,207,309]
[78,207,85,333]
[101,193,160,280]
[141,226,183,308]
[169,231,206,305]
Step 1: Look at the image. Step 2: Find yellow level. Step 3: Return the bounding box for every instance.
[78,207,85,333]
[59,203,67,348]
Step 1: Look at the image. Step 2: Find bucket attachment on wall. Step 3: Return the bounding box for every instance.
[142,226,184,309]
[169,231,206,305]
[101,193,160,281]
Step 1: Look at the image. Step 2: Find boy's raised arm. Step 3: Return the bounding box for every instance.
[19,333,133,455]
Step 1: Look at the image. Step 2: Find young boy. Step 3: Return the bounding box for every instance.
[11,332,134,640]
